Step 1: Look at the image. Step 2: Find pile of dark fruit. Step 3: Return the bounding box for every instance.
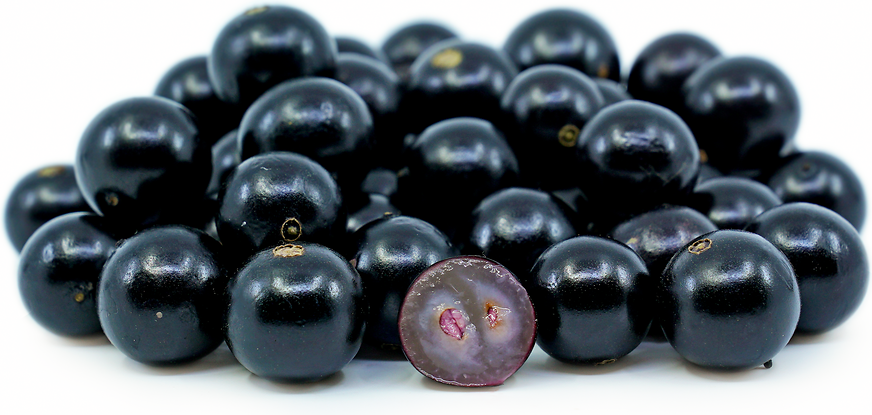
[6,5,869,387]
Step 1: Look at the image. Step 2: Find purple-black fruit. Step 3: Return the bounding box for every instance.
[657,230,800,369]
[399,256,536,387]
[226,242,365,381]
[98,226,227,365]
[5,165,91,251]
[746,203,868,333]
[529,236,651,363]
[380,22,458,84]
[19,213,119,336]
[350,216,457,347]
[688,177,782,229]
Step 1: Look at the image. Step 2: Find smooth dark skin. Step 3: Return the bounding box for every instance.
[610,206,717,342]
[75,97,211,228]
[767,151,866,231]
[504,9,620,81]
[658,230,800,369]
[380,22,458,83]
[346,194,398,235]
[529,236,651,363]
[238,77,373,185]
[396,118,519,233]
[18,213,118,336]
[98,226,227,365]
[500,65,605,189]
[217,152,344,263]
[226,243,365,382]
[336,36,388,63]
[689,177,782,229]
[403,40,518,132]
[5,165,91,251]
[594,78,632,107]
[335,54,403,166]
[351,215,457,346]
[627,33,721,113]
[208,5,336,108]
[360,167,398,198]
[697,164,723,184]
[574,100,700,213]
[682,56,800,172]
[747,203,869,333]
[155,56,239,145]
[610,206,717,280]
[466,188,576,282]
[206,129,240,197]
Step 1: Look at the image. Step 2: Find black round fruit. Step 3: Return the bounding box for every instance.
[657,230,800,369]
[155,56,239,144]
[346,194,398,235]
[380,22,459,84]
[574,100,700,212]
[19,213,119,336]
[682,56,800,172]
[226,242,365,381]
[529,236,651,363]
[594,78,632,107]
[465,187,576,282]
[499,65,605,189]
[75,97,211,227]
[627,33,721,113]
[208,5,336,108]
[5,165,91,252]
[238,77,373,185]
[336,36,388,63]
[403,40,518,131]
[746,203,868,334]
[350,215,457,347]
[98,226,227,365]
[217,152,344,262]
[688,177,782,229]
[396,118,519,233]
[767,151,866,231]
[504,9,620,81]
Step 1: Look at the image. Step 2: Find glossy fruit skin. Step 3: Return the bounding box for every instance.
[767,151,866,231]
[360,168,398,198]
[683,56,800,172]
[346,194,398,235]
[627,33,721,113]
[5,165,91,251]
[530,236,651,363]
[217,152,344,263]
[206,129,240,197]
[403,40,518,132]
[155,56,239,144]
[746,203,869,334]
[336,36,388,63]
[238,77,373,185]
[499,65,605,189]
[658,230,800,369]
[574,100,700,212]
[226,243,365,381]
[689,177,781,229]
[380,22,459,83]
[697,164,723,184]
[98,226,227,365]
[396,118,519,234]
[594,78,632,107]
[398,256,536,387]
[208,5,336,108]
[350,216,458,346]
[75,97,211,228]
[18,213,119,336]
[334,54,403,166]
[466,188,576,281]
[609,206,717,280]
[503,9,620,81]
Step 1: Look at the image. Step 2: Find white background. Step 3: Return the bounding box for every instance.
[1,1,870,414]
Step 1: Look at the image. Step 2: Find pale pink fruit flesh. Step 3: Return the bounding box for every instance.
[398,256,537,387]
